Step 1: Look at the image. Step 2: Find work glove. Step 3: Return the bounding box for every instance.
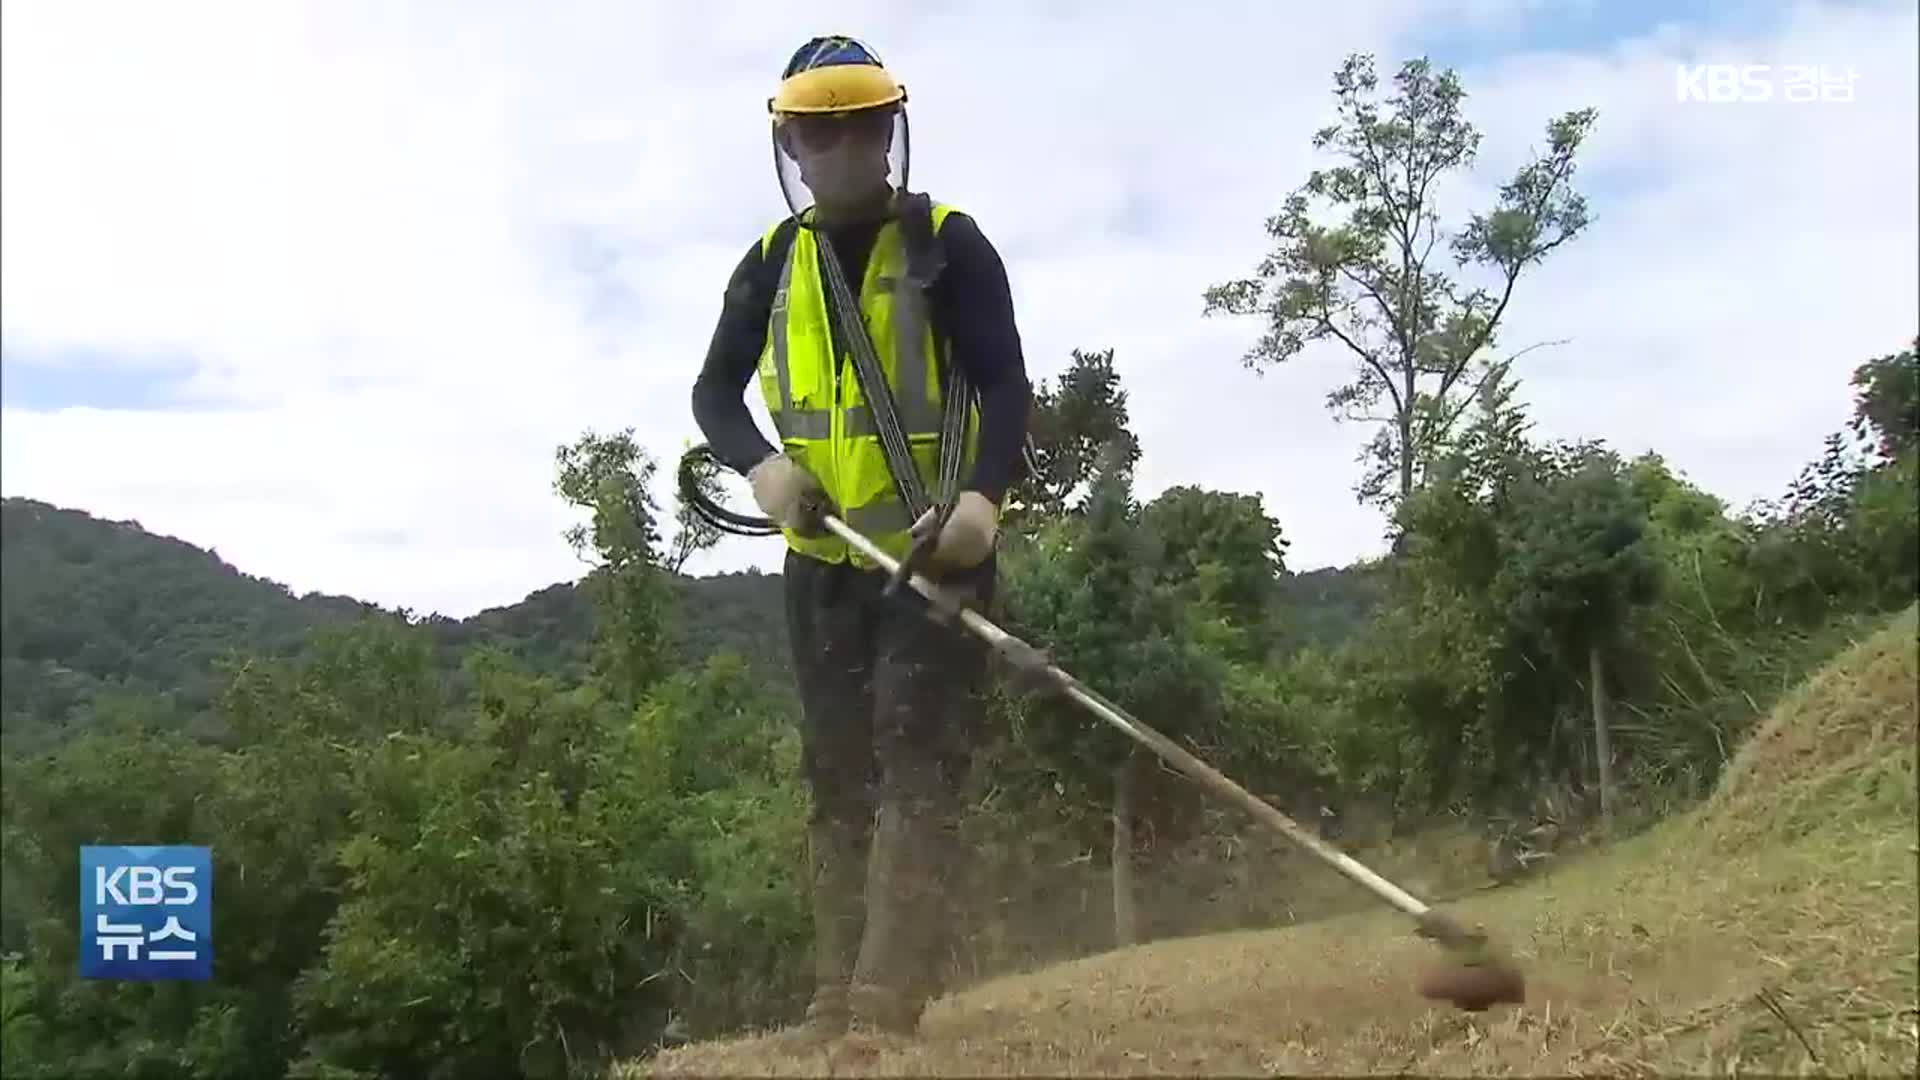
[912,490,998,571]
[749,453,827,535]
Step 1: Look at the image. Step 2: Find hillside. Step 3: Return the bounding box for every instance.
[0,497,789,752]
[641,605,1919,1077]
[1274,561,1389,651]
[0,496,1389,756]
[1,498,383,750]
[424,571,791,689]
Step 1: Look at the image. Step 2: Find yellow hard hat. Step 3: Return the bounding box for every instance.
[769,35,907,117]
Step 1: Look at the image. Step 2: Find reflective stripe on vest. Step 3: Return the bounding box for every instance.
[756,203,976,566]
[766,256,943,441]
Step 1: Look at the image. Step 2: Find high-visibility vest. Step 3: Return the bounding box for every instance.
[756,202,980,567]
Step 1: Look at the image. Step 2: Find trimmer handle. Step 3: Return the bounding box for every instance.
[885,502,950,599]
[794,487,835,538]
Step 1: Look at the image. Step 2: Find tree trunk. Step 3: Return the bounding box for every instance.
[1405,357,1420,499]
[1397,401,1416,505]
[1590,643,1614,833]
[1112,750,1140,948]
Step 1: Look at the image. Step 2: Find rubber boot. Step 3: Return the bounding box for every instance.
[846,797,944,1036]
[903,815,962,1012]
[795,816,866,1041]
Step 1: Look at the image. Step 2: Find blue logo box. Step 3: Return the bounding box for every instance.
[79,845,212,981]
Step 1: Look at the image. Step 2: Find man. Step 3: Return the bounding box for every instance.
[690,35,1032,1037]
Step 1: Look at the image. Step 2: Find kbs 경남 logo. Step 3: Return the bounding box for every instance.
[80,845,212,981]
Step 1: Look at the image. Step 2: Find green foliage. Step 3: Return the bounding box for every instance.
[659,572,793,683]
[1848,337,1918,461]
[554,429,678,711]
[1209,646,1357,806]
[1305,343,1920,819]
[2,724,283,1078]
[1002,347,1139,531]
[434,584,598,689]
[0,498,795,757]
[1847,451,1919,603]
[1602,346,1920,804]
[1000,452,1196,796]
[291,678,673,1077]
[0,498,379,754]
[1203,52,1597,511]
[0,613,809,1079]
[0,419,813,1078]
[994,440,1279,885]
[1140,486,1289,658]
[1272,563,1389,654]
[1494,448,1658,661]
[1,953,49,1077]
[642,659,809,1037]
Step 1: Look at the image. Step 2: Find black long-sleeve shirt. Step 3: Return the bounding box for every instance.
[690,209,1032,505]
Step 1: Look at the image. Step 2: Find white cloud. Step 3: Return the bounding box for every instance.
[1444,1,1920,512]
[3,0,1914,617]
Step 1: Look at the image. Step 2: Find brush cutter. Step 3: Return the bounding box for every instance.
[678,448,1526,1012]
[680,194,1520,1010]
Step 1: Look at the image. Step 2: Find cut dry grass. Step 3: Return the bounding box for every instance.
[634,606,1919,1077]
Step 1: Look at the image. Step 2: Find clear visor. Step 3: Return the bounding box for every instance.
[772,106,910,227]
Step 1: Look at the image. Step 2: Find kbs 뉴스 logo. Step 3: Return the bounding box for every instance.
[79,845,212,981]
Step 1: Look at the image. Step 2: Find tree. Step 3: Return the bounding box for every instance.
[289,653,700,1079]
[1001,347,1139,532]
[1203,53,1597,514]
[667,440,726,575]
[1078,442,1153,947]
[0,618,450,1080]
[998,439,1221,948]
[1745,342,1920,621]
[1848,337,1919,463]
[1385,367,1656,815]
[1493,448,1659,829]
[993,354,1220,950]
[553,429,677,712]
[1140,486,1289,660]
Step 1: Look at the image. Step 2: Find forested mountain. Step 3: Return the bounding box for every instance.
[1,499,381,750]
[1,495,1387,755]
[0,498,793,753]
[424,569,792,691]
[1274,563,1389,650]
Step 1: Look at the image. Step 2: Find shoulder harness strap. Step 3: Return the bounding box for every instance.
[895,191,946,291]
[760,215,802,262]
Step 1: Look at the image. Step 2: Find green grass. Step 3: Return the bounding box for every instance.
[635,606,1919,1076]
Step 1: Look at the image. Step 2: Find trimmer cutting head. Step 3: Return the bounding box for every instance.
[1415,958,1527,1011]
[1411,909,1527,1011]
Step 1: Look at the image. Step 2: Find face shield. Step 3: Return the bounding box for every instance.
[772,103,910,227]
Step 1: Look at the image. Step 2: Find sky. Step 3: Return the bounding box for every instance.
[3,0,1915,619]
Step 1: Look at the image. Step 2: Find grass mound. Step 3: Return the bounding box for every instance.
[1701,604,1917,851]
[636,607,1919,1077]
